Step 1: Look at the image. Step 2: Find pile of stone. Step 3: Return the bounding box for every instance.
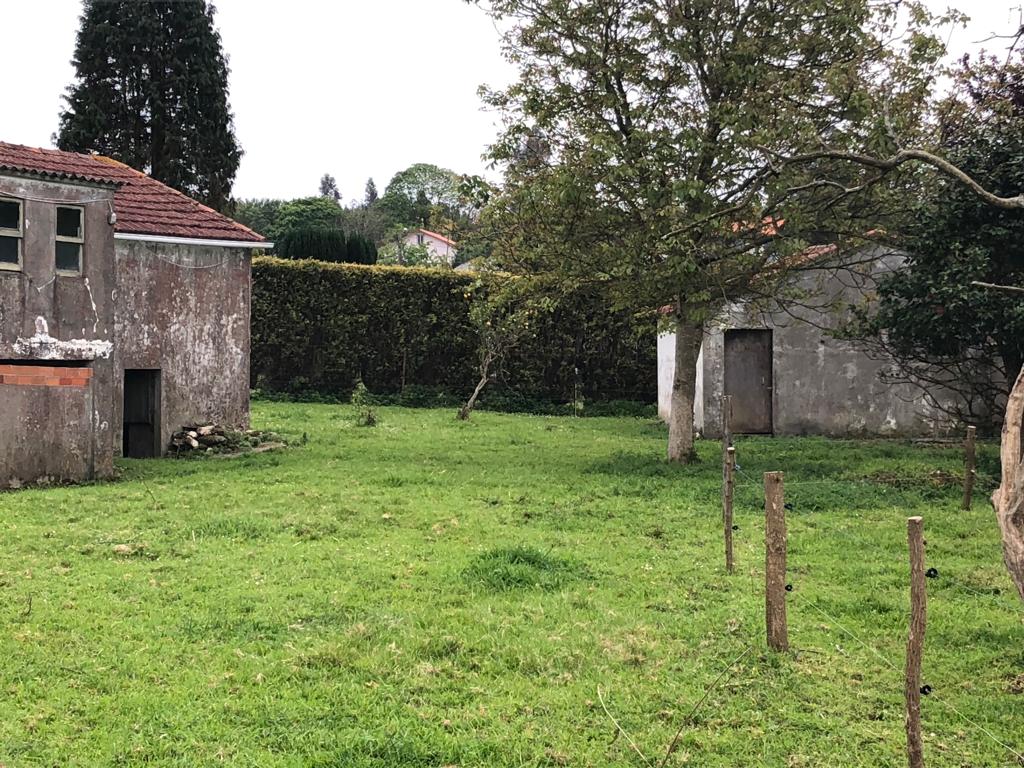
[170,425,281,456]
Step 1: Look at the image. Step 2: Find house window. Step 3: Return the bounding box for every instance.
[55,206,84,274]
[0,197,23,271]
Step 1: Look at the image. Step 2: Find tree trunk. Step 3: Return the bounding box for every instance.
[994,365,1024,602]
[995,339,1023,405]
[458,373,489,421]
[667,319,704,463]
[459,351,497,421]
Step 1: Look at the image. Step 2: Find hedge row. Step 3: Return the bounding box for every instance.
[251,257,657,407]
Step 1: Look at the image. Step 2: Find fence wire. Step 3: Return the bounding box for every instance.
[715,446,1023,764]
[792,592,1023,763]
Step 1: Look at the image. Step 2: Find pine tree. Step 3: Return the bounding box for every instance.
[364,178,379,207]
[319,174,341,201]
[57,0,242,212]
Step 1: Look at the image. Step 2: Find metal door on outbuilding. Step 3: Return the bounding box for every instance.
[123,369,161,458]
[724,329,773,434]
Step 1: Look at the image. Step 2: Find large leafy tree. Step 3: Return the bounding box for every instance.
[478,0,946,462]
[379,163,468,229]
[233,199,284,239]
[235,195,387,249]
[340,204,388,246]
[269,197,344,241]
[848,52,1024,427]
[57,0,241,212]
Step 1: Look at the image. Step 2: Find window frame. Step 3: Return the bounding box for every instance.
[0,196,24,272]
[55,204,85,276]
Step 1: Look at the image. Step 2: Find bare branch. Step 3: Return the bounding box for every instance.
[764,147,1024,210]
[971,280,1024,296]
[597,686,651,766]
[659,646,754,768]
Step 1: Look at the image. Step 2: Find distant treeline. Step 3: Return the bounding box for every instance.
[233,163,489,268]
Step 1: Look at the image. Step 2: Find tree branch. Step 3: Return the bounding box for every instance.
[764,147,1024,210]
[971,280,1024,296]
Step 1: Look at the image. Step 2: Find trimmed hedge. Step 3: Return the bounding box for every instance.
[276,226,378,265]
[251,257,656,408]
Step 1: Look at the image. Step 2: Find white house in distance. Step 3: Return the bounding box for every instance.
[404,227,457,266]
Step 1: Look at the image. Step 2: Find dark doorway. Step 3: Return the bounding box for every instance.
[123,369,161,458]
[724,329,773,434]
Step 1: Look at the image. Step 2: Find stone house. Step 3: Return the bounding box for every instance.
[0,142,269,488]
[658,251,959,437]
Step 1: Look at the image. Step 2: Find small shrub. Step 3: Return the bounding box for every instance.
[351,380,378,426]
[350,379,371,407]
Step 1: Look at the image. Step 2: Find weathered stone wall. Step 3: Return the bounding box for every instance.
[0,174,116,487]
[659,254,960,438]
[113,240,251,454]
[0,366,105,486]
[0,174,254,483]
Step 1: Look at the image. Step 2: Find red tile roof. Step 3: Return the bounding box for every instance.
[656,242,841,315]
[414,227,457,248]
[0,142,266,243]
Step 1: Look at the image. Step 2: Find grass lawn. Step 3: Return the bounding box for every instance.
[1,402,1022,766]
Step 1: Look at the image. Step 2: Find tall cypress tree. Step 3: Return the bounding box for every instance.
[57,0,242,212]
[364,178,379,207]
[319,174,341,201]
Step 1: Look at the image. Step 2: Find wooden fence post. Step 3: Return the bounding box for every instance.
[962,426,977,511]
[764,471,788,651]
[905,516,927,768]
[723,446,735,573]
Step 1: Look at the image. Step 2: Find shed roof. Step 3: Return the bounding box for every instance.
[0,142,266,243]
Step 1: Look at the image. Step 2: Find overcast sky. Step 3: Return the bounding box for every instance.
[3,1,1022,202]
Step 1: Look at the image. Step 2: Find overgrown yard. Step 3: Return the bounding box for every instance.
[1,403,1021,766]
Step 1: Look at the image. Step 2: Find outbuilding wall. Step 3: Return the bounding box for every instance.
[0,174,117,487]
[113,240,252,453]
[658,257,959,438]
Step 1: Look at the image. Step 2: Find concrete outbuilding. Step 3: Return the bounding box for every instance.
[0,142,270,488]
[658,254,960,438]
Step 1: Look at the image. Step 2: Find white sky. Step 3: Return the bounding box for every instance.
[2,0,1021,202]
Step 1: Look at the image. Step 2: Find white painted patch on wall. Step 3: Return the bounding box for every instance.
[694,344,704,434]
[14,316,113,360]
[657,332,675,421]
[83,277,100,334]
[883,403,898,433]
[657,330,704,431]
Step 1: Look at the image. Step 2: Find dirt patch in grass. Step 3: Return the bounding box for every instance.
[1009,673,1024,695]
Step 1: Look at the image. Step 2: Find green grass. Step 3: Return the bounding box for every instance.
[0,403,1021,766]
